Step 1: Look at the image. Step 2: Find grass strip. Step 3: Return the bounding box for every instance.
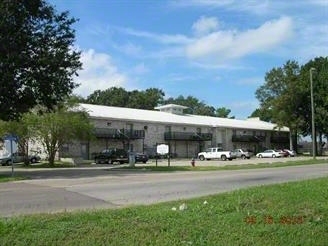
[0,177,327,245]
[0,174,26,183]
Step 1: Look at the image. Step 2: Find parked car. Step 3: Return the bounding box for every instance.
[276,149,289,157]
[130,152,149,163]
[94,148,129,164]
[198,147,237,161]
[0,152,41,166]
[283,149,296,157]
[256,149,284,158]
[231,149,253,159]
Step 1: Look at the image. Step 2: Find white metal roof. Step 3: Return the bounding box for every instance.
[79,103,289,132]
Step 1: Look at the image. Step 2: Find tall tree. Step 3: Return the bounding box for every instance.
[254,57,328,153]
[0,0,81,121]
[215,107,235,118]
[143,88,165,109]
[249,108,273,122]
[127,88,165,110]
[86,87,129,107]
[255,60,302,150]
[85,87,165,110]
[298,57,328,154]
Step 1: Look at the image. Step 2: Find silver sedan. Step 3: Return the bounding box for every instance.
[256,149,284,158]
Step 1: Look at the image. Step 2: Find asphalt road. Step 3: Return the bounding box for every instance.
[0,162,328,217]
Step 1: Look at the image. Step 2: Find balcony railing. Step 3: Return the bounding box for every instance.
[164,132,212,141]
[94,128,145,139]
[232,134,265,142]
[270,136,289,143]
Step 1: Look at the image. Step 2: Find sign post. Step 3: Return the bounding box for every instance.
[4,134,19,177]
[156,143,170,167]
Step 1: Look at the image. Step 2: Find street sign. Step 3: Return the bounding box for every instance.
[157,144,169,155]
[156,144,170,167]
[4,134,19,142]
[3,140,17,154]
[3,134,19,177]
[3,134,19,154]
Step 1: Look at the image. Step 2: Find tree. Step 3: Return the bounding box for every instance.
[194,105,216,116]
[27,106,94,166]
[85,87,234,117]
[127,88,165,110]
[249,108,273,122]
[86,87,129,107]
[0,0,81,121]
[254,57,328,153]
[215,107,235,118]
[298,57,328,154]
[0,115,34,165]
[85,87,165,110]
[143,88,165,109]
[255,60,302,150]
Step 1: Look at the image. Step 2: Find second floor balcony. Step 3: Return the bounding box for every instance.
[164,131,212,141]
[232,134,265,143]
[270,135,289,143]
[94,128,145,140]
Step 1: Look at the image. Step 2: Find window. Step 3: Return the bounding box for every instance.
[126,123,133,130]
[165,126,171,132]
[61,144,69,152]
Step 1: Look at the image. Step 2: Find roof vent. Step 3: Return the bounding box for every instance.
[154,104,188,115]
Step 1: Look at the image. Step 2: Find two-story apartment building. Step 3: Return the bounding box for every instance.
[64,103,291,159]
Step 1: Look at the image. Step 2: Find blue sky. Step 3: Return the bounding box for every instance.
[49,0,327,119]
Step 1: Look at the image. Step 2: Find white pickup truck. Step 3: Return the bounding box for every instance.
[198,147,236,161]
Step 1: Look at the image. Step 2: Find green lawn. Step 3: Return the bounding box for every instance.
[0,177,327,246]
[0,174,26,183]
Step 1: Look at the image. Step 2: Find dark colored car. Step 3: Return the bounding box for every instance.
[94,148,128,164]
[283,149,296,157]
[130,152,149,163]
[276,149,289,157]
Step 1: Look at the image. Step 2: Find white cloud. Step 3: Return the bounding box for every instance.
[115,26,193,45]
[192,16,219,36]
[116,42,143,57]
[170,0,269,15]
[310,0,328,6]
[170,0,233,8]
[131,63,149,75]
[186,31,234,58]
[228,0,270,15]
[186,16,293,61]
[74,49,128,97]
[291,18,328,62]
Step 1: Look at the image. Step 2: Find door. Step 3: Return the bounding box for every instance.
[81,143,89,160]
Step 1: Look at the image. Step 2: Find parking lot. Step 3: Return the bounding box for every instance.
[135,155,327,167]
